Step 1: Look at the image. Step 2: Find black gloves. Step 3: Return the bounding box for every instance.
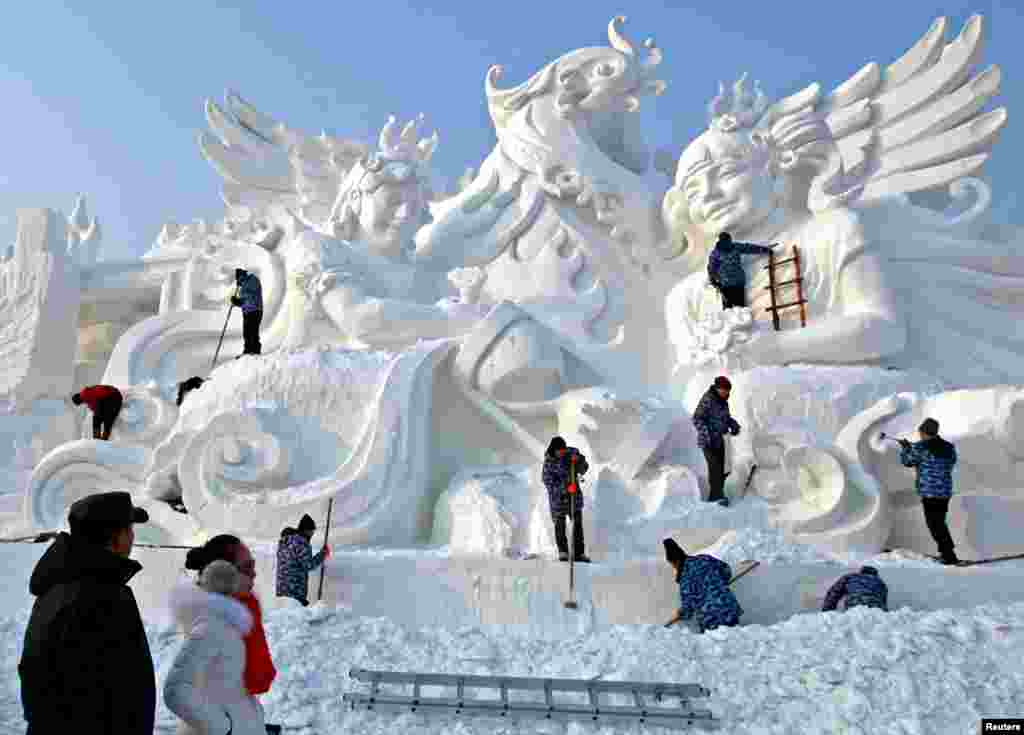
[231,295,242,307]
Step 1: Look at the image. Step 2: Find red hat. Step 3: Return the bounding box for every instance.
[714,376,732,390]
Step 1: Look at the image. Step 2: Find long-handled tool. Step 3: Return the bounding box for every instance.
[728,560,760,585]
[879,432,910,445]
[211,297,236,371]
[316,497,334,602]
[741,463,758,496]
[564,455,580,611]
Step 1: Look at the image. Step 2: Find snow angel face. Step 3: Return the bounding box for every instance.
[356,160,426,257]
[674,130,780,239]
[333,157,429,259]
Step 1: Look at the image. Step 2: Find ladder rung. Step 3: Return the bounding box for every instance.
[764,278,802,289]
[765,256,799,267]
[765,299,808,311]
[348,669,708,698]
[341,693,717,728]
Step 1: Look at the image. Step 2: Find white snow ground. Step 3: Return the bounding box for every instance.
[2,583,1023,734]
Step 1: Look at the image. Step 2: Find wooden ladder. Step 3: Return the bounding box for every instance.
[764,244,807,331]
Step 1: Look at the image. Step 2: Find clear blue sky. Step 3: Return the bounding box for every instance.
[2,0,1019,260]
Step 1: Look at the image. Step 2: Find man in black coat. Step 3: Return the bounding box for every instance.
[19,491,156,735]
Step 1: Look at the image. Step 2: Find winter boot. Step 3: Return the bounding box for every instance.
[558,552,569,562]
[715,497,731,508]
[575,554,592,563]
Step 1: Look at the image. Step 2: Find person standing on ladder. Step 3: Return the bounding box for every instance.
[898,418,960,565]
[707,232,777,309]
[542,437,591,563]
[693,376,740,507]
[233,268,263,357]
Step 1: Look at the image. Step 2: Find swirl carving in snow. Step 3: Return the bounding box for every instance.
[87,384,180,447]
[27,440,150,531]
[752,430,889,554]
[150,342,453,543]
[885,177,994,229]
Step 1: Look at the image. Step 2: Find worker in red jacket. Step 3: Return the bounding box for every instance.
[71,385,124,440]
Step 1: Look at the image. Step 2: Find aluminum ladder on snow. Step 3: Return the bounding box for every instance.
[343,668,718,729]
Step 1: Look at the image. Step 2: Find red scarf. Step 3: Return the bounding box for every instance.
[238,592,277,695]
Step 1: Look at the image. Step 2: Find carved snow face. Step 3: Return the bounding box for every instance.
[675,130,778,238]
[354,161,427,258]
[554,48,641,115]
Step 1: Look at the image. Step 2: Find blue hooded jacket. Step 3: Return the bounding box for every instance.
[677,554,743,632]
[822,566,888,612]
[900,437,957,498]
[707,239,773,288]
[236,271,263,313]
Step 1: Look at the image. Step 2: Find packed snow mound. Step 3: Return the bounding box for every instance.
[430,467,534,555]
[171,348,394,437]
[4,598,1021,735]
[700,528,839,566]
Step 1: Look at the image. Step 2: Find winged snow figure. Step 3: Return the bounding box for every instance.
[664,15,1023,388]
[412,17,684,387]
[198,92,438,237]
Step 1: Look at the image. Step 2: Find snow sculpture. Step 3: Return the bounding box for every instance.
[205,108,470,350]
[664,16,1019,387]
[841,387,1024,559]
[414,17,688,389]
[0,207,90,406]
[659,17,1024,554]
[14,15,1024,563]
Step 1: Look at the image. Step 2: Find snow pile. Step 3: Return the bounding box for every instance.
[431,470,529,555]
[172,348,395,439]
[700,528,840,566]
[3,598,1023,735]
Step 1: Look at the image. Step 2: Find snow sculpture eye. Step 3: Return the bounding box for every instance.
[595,62,615,77]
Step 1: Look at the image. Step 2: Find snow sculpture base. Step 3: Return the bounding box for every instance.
[10,542,1014,636]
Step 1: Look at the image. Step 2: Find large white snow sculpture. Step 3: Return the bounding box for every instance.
[12,14,1024,561]
[664,16,1017,385]
[413,17,689,390]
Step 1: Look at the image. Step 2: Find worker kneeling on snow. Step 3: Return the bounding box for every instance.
[821,565,888,613]
[275,514,330,606]
[663,538,743,633]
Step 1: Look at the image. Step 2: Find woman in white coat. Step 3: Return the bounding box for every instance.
[164,559,267,735]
